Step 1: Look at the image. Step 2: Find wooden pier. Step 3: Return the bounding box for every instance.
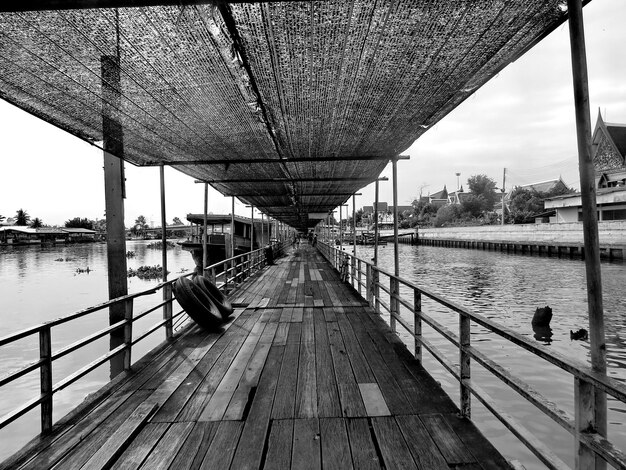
[3,246,509,470]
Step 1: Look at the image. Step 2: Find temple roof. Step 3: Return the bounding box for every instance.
[0,1,582,229]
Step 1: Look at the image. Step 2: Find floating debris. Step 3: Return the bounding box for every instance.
[126,250,136,258]
[178,267,189,273]
[127,265,169,279]
[146,241,176,249]
[54,258,64,262]
[76,267,91,274]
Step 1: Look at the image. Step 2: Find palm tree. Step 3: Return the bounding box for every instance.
[15,209,30,226]
[30,218,43,228]
[134,215,148,238]
[0,214,5,223]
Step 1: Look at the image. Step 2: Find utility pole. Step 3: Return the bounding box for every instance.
[501,168,506,226]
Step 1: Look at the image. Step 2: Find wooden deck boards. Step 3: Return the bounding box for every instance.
[3,245,512,470]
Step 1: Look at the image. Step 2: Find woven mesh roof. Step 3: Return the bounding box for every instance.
[0,1,573,229]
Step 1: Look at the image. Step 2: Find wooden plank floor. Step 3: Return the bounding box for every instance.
[2,245,512,470]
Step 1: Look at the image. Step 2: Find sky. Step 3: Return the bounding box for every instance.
[1,0,625,227]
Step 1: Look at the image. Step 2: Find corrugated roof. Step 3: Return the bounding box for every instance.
[0,1,579,229]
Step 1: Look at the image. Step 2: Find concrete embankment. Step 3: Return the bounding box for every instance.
[417,221,626,259]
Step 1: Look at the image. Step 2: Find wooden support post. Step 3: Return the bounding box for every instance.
[353,194,357,283]
[261,213,265,247]
[568,2,607,467]
[414,290,422,362]
[123,298,133,370]
[39,325,52,433]
[159,166,172,340]
[230,197,235,288]
[391,158,400,332]
[374,180,379,266]
[250,206,254,252]
[460,313,471,418]
[339,205,343,247]
[202,183,208,274]
[102,54,128,380]
[575,378,595,469]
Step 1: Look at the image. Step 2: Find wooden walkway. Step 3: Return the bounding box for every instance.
[3,246,511,470]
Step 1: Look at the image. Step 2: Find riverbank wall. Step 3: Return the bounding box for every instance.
[417,221,626,259]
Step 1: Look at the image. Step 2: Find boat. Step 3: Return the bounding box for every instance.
[178,213,270,273]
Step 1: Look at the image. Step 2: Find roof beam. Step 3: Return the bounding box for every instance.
[208,177,377,184]
[141,155,405,166]
[0,0,311,12]
[224,191,358,197]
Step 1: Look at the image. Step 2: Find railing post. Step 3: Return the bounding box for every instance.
[575,378,596,469]
[390,277,397,332]
[211,266,217,284]
[351,256,356,287]
[460,313,471,418]
[358,259,362,297]
[373,268,380,315]
[414,289,422,362]
[366,264,373,306]
[124,298,134,370]
[163,284,173,341]
[39,325,52,434]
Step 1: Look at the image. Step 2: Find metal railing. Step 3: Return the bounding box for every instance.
[0,240,285,437]
[319,241,626,470]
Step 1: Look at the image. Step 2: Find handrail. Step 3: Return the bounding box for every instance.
[317,240,626,469]
[0,239,286,439]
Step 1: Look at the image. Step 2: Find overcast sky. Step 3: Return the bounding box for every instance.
[1,0,624,227]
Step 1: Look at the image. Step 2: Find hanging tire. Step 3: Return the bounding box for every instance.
[193,275,234,319]
[173,276,223,330]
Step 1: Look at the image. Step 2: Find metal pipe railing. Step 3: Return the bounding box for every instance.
[317,240,626,469]
[0,240,287,437]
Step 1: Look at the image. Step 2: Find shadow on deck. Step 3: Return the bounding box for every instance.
[3,245,511,470]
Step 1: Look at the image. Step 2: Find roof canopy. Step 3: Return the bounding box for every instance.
[0,0,576,229]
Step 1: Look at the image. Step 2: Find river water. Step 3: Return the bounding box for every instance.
[1,241,626,468]
[0,240,195,461]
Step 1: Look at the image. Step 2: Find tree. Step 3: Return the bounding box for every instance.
[15,209,30,226]
[0,214,5,223]
[460,194,486,218]
[134,215,148,237]
[467,174,498,211]
[92,218,107,232]
[30,217,43,228]
[354,209,363,227]
[507,182,575,224]
[434,204,462,227]
[65,217,94,230]
[172,216,183,226]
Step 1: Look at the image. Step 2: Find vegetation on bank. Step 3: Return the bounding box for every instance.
[336,174,576,230]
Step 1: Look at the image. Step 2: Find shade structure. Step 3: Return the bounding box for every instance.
[0,1,577,229]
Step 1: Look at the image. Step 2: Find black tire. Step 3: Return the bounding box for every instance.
[193,275,234,319]
[173,276,223,330]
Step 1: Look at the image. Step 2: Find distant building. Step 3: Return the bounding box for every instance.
[0,226,97,245]
[505,177,569,204]
[361,202,413,228]
[545,111,626,222]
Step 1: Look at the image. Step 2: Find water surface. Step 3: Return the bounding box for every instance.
[0,240,194,460]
